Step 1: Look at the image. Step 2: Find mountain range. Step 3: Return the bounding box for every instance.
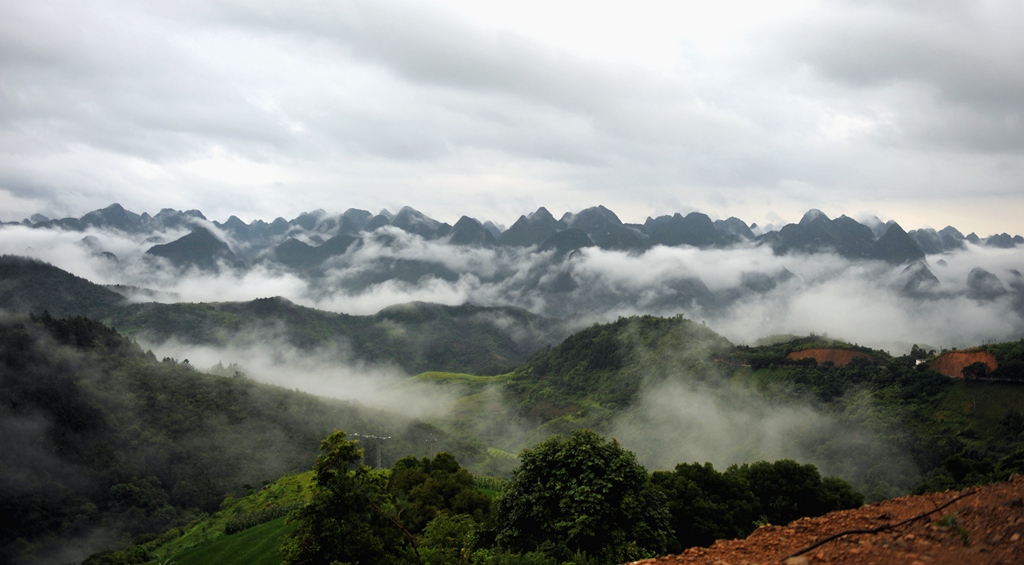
[11,204,1023,268]
[4,203,1024,349]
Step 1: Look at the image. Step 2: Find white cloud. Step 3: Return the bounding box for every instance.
[6,222,1022,353]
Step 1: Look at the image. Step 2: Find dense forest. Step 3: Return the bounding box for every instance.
[0,313,462,564]
[0,255,568,376]
[89,429,864,565]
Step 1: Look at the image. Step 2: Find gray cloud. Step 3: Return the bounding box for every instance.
[611,378,918,492]
[0,1,1021,237]
[780,0,1024,153]
[148,332,459,421]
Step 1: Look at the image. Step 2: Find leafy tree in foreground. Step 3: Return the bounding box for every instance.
[281,431,407,565]
[729,459,863,526]
[651,462,757,552]
[651,459,862,552]
[388,452,493,535]
[495,429,671,563]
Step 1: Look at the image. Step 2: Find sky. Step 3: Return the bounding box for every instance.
[1,0,1022,235]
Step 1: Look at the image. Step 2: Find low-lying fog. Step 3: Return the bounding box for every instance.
[3,223,1021,354]
[148,333,459,421]
[3,223,1008,489]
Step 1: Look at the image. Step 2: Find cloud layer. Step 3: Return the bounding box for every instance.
[3,223,1022,355]
[1,1,1022,234]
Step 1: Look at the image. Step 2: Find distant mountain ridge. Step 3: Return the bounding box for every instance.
[0,256,567,375]
[10,204,1021,267]
[5,204,1024,323]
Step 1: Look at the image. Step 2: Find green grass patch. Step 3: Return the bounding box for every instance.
[149,471,313,560]
[486,447,518,460]
[411,371,507,383]
[402,371,509,398]
[167,515,295,565]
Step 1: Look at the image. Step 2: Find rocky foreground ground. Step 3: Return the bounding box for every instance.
[633,475,1024,565]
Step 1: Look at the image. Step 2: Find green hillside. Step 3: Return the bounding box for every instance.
[5,257,1024,563]
[503,315,732,424]
[0,313,459,564]
[0,254,127,318]
[0,256,566,375]
[170,516,294,565]
[725,337,1024,496]
[85,472,314,565]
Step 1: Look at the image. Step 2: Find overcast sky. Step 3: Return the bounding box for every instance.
[1,0,1022,234]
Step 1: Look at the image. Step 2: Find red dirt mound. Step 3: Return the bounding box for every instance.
[928,350,998,379]
[787,348,882,367]
[633,475,1024,565]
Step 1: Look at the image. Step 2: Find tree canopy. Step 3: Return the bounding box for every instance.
[495,429,672,563]
[281,431,407,565]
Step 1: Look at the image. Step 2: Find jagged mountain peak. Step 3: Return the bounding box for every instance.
[145,226,241,271]
[799,209,830,226]
[80,203,146,232]
[939,226,965,240]
[289,209,329,232]
[967,267,1008,300]
[500,207,562,247]
[11,203,1022,262]
[223,215,247,228]
[874,222,925,265]
[449,216,497,247]
[529,207,556,222]
[391,207,450,239]
[880,221,908,236]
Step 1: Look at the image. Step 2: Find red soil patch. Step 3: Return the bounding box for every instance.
[787,348,882,367]
[633,475,1024,565]
[928,350,998,379]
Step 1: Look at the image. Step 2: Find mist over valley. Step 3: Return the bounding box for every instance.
[4,203,1024,353]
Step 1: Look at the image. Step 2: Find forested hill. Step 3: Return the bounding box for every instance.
[0,255,566,375]
[504,315,733,420]
[455,315,1024,502]
[0,313,458,565]
[0,254,127,318]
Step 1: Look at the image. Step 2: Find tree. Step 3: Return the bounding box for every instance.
[962,361,989,380]
[650,462,757,551]
[419,513,477,565]
[495,429,671,563]
[388,452,492,534]
[281,431,407,565]
[728,459,863,526]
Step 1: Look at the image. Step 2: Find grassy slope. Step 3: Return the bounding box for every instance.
[148,472,312,564]
[169,516,294,565]
[146,467,507,565]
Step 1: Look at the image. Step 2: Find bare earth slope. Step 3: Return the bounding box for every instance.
[787,348,883,367]
[634,475,1024,565]
[928,350,999,379]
